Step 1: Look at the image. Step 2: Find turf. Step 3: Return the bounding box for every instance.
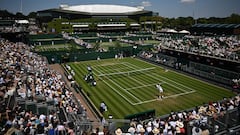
[67,57,236,119]
[34,43,82,52]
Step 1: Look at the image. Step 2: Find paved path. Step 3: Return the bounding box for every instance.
[49,64,100,123]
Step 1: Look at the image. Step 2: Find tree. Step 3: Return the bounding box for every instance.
[197,18,208,24]
[226,13,240,24]
[15,12,26,19]
[114,41,121,52]
[28,12,37,18]
[94,41,100,51]
[0,10,15,19]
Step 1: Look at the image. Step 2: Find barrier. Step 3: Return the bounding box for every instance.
[124,109,155,121]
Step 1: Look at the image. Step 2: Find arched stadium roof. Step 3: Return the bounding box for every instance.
[59,4,145,14]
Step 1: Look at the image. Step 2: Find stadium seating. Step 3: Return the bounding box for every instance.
[0,38,89,134]
[1,33,240,134]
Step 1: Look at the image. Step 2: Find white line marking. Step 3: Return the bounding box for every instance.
[94,64,142,104]
[91,61,197,105]
[132,90,196,105]
[92,62,124,67]
[124,62,197,105]
[163,90,196,98]
[107,78,142,102]
[135,58,228,91]
[125,83,162,91]
[154,74,194,92]
[122,62,184,93]
[97,67,131,74]
[125,62,194,92]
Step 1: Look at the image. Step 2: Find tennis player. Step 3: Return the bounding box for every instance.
[156,83,164,100]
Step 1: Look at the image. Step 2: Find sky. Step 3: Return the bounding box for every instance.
[0,0,240,18]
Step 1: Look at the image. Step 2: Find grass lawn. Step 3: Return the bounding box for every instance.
[143,40,160,45]
[92,42,132,51]
[34,43,83,52]
[67,58,235,119]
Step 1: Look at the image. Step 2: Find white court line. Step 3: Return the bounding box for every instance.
[163,90,196,98]
[124,62,197,105]
[121,63,163,88]
[133,98,159,105]
[123,62,187,92]
[94,61,196,105]
[96,62,156,90]
[125,62,194,92]
[134,58,214,91]
[125,83,162,91]
[96,67,131,74]
[125,75,154,89]
[107,78,142,102]
[154,74,194,92]
[132,90,196,105]
[95,62,164,97]
[151,73,189,93]
[92,62,129,67]
[92,62,123,67]
[93,65,142,104]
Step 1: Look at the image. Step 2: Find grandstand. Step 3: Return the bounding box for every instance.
[37,4,159,32]
[37,4,154,22]
[190,23,240,35]
[1,31,240,134]
[0,39,92,134]
[1,6,240,134]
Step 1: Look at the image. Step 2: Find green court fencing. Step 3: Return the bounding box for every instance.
[189,61,240,79]
[71,32,97,38]
[29,39,66,45]
[28,34,62,39]
[36,44,153,64]
[25,101,37,114]
[82,37,115,43]
[122,36,153,41]
[124,109,155,121]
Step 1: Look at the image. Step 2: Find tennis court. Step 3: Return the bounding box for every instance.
[68,58,235,118]
[93,62,196,105]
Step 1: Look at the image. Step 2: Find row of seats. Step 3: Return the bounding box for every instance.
[0,38,89,135]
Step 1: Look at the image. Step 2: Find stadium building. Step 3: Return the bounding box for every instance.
[190,23,240,35]
[37,4,159,32]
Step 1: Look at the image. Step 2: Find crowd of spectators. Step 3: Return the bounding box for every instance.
[62,33,93,48]
[156,35,240,61]
[1,32,240,135]
[113,94,240,135]
[0,38,87,134]
[232,79,240,89]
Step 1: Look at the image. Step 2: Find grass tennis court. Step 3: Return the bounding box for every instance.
[67,58,235,119]
[34,43,83,52]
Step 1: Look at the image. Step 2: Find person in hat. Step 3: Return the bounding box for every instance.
[139,127,145,135]
[115,128,122,135]
[176,121,185,134]
[152,127,160,135]
[192,127,202,135]
[128,126,136,135]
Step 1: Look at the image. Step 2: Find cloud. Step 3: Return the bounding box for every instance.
[141,1,152,7]
[180,0,195,3]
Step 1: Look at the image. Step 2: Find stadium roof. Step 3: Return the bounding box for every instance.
[192,23,240,29]
[59,4,145,14]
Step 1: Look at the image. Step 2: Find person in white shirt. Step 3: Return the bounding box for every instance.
[156,83,164,100]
